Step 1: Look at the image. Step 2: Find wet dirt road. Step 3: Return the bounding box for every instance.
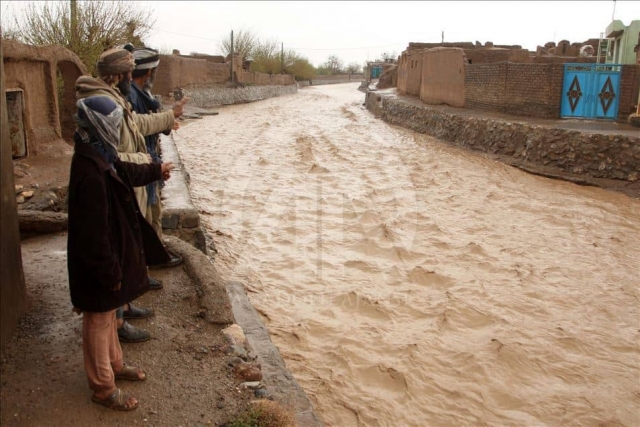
[175,83,640,427]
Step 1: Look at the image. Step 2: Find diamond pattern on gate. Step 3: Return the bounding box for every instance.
[598,77,616,115]
[566,76,582,113]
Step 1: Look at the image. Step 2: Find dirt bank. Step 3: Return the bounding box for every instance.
[0,233,265,426]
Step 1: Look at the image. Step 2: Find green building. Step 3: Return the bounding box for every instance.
[604,19,640,64]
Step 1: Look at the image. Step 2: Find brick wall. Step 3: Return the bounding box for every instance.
[464,62,564,118]
[617,65,640,121]
[464,63,507,112]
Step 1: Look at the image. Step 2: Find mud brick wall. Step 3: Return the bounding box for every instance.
[1,44,27,349]
[2,40,85,153]
[464,62,564,119]
[154,54,296,97]
[154,54,230,97]
[397,50,423,96]
[420,48,465,107]
[617,65,640,122]
[463,48,530,64]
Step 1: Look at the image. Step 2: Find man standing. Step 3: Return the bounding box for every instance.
[68,95,175,410]
[75,48,185,342]
[127,47,184,267]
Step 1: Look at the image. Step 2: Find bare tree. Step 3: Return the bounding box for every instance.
[6,0,155,74]
[346,62,362,74]
[251,39,281,74]
[324,55,344,74]
[219,29,258,61]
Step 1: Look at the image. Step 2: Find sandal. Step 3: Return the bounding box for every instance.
[92,388,138,411]
[122,303,154,320]
[115,363,147,382]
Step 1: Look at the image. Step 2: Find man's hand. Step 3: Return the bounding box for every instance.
[112,282,121,291]
[172,121,180,131]
[172,97,189,118]
[161,162,175,180]
[145,153,152,163]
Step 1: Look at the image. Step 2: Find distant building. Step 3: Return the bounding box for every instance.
[604,20,640,64]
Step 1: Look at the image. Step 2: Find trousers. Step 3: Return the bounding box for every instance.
[82,310,123,397]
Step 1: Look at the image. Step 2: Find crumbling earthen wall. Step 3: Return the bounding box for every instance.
[464,62,564,119]
[154,54,229,97]
[420,48,465,107]
[154,53,296,97]
[1,40,86,154]
[1,44,27,349]
[464,48,530,64]
[397,50,423,96]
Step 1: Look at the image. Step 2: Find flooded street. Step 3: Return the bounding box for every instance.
[175,83,640,427]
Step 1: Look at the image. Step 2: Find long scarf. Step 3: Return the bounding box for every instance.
[74,98,124,169]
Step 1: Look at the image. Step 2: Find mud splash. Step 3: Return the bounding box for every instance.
[175,83,640,426]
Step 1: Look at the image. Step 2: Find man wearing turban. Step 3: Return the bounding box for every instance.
[75,48,186,343]
[68,95,175,410]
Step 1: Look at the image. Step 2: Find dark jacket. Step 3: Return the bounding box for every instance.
[67,142,171,312]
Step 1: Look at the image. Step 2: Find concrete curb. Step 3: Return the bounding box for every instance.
[160,133,208,253]
[227,281,324,427]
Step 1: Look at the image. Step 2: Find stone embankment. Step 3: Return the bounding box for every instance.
[180,84,297,109]
[366,89,640,193]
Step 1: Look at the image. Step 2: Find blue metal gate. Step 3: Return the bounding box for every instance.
[561,63,621,120]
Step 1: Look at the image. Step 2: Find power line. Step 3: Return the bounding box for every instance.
[289,43,407,51]
[153,27,407,51]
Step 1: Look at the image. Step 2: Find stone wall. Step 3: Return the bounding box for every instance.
[372,95,640,182]
[1,40,86,154]
[464,62,564,118]
[183,85,298,109]
[1,44,27,349]
[420,48,465,107]
[239,70,294,86]
[307,74,364,86]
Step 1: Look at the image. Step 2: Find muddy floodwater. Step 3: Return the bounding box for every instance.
[175,83,640,427]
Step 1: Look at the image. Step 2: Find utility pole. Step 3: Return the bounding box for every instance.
[612,0,616,21]
[441,30,444,43]
[230,30,234,83]
[70,0,78,51]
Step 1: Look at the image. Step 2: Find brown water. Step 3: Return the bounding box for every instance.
[175,83,640,427]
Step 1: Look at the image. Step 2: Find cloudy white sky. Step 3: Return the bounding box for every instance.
[4,1,640,67]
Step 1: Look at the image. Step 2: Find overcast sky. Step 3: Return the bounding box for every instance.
[4,1,640,67]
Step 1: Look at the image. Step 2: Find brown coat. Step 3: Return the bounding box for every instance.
[67,143,170,312]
